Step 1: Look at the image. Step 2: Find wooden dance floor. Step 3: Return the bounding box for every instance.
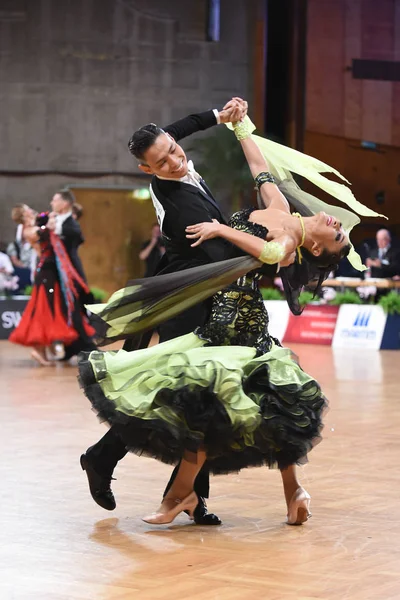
[1,341,400,599]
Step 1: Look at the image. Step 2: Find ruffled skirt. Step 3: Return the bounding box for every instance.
[79,333,327,473]
[10,261,95,347]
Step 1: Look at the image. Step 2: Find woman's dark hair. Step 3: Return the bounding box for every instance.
[35,212,49,227]
[275,179,356,314]
[279,258,328,316]
[283,244,351,314]
[280,244,351,315]
[301,243,351,270]
[128,124,165,161]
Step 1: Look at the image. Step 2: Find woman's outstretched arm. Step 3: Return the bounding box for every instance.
[239,133,271,179]
[186,220,296,266]
[238,133,290,211]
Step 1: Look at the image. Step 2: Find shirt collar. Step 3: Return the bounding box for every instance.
[56,211,72,223]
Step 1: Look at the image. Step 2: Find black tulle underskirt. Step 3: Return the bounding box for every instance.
[79,351,327,474]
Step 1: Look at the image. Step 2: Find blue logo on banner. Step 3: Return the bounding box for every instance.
[341,308,376,340]
[353,310,371,327]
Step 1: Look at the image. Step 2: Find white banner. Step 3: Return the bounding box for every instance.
[264,300,290,342]
[332,304,387,350]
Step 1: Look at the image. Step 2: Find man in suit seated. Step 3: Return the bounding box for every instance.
[365,229,400,279]
[80,98,281,525]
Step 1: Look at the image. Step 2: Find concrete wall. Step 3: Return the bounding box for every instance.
[0,0,257,241]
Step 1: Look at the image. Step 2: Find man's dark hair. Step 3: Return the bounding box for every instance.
[128,124,165,161]
[58,189,75,205]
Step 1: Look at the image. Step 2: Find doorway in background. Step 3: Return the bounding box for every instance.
[69,186,156,295]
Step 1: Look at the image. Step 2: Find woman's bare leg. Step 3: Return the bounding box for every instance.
[281,464,311,525]
[143,449,207,524]
[280,464,301,509]
[164,449,207,501]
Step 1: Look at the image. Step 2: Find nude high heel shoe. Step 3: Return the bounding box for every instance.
[286,487,311,526]
[142,491,198,525]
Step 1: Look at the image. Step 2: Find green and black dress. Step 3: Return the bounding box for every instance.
[79,208,327,474]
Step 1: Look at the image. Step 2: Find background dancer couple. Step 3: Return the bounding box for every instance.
[9,193,96,366]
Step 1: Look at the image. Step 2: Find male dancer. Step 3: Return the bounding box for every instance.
[50,190,96,358]
[81,98,280,524]
[50,190,87,281]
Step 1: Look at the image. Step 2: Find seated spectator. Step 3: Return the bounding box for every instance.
[7,204,37,291]
[365,229,400,278]
[0,242,18,294]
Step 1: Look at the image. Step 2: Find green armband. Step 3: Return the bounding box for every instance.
[258,241,286,264]
[233,120,253,140]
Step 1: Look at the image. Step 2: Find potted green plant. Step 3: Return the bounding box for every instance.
[260,287,284,301]
[298,290,317,307]
[378,291,400,316]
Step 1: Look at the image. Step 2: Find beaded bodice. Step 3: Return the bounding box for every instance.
[196,208,274,356]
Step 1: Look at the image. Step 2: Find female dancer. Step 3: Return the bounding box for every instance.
[10,209,95,366]
[79,120,377,526]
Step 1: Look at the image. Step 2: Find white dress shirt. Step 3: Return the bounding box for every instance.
[55,211,72,236]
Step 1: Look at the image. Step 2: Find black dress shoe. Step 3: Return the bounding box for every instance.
[193,497,222,526]
[80,454,116,511]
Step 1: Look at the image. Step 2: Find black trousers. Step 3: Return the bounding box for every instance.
[63,288,97,360]
[86,301,212,498]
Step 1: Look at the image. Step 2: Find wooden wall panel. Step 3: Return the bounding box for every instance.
[392,2,400,146]
[307,0,400,148]
[306,0,345,136]
[393,82,400,147]
[360,0,394,145]
[71,188,156,295]
[360,0,395,60]
[343,0,362,140]
[305,0,400,246]
[304,131,400,243]
[361,81,393,145]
